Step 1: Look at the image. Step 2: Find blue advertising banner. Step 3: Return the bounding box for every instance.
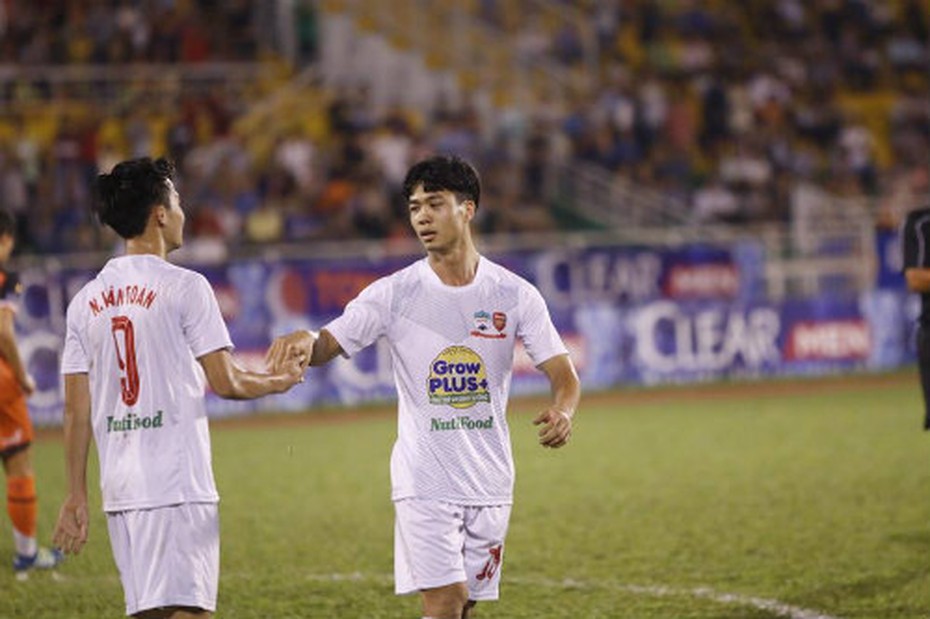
[875,227,906,290]
[16,237,919,426]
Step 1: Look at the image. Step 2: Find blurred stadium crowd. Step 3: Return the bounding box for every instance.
[0,0,927,256]
[0,0,259,64]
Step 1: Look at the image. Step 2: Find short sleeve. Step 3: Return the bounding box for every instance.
[61,293,90,374]
[516,282,568,367]
[181,272,233,359]
[324,277,392,357]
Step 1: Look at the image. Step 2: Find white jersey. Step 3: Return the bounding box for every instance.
[61,255,232,512]
[326,256,567,505]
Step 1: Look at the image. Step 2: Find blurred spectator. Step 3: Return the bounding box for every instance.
[294,0,318,64]
[369,113,414,193]
[352,182,394,239]
[837,114,878,191]
[273,130,318,198]
[0,148,28,240]
[693,175,740,224]
[0,0,263,66]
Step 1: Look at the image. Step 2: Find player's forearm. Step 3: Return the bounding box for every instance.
[62,387,92,500]
[201,348,299,399]
[216,369,295,400]
[543,355,581,417]
[550,373,580,418]
[63,419,91,500]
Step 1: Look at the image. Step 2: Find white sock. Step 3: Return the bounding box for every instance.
[13,528,37,557]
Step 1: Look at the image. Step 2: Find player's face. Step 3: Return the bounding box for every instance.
[408,184,474,252]
[163,180,185,252]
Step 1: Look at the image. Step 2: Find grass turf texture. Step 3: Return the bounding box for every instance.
[2,372,927,618]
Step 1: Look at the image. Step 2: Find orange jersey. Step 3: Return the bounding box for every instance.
[0,267,30,454]
[0,268,22,396]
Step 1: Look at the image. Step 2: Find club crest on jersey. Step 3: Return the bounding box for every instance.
[472,311,491,332]
[471,310,506,339]
[427,345,491,409]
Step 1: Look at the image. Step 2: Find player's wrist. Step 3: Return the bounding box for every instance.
[272,371,298,392]
[553,407,574,420]
[303,329,318,352]
[65,489,88,503]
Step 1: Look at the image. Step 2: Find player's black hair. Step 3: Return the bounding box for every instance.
[94,157,175,239]
[402,155,481,209]
[0,209,16,239]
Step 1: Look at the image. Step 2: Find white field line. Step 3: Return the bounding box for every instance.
[40,570,843,619]
[299,572,843,619]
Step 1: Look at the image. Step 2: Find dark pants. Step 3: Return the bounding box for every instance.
[918,325,930,430]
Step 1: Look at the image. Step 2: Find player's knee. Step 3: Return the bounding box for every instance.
[1,446,31,476]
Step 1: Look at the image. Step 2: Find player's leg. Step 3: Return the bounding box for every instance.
[2,396,60,573]
[108,503,219,617]
[421,582,469,619]
[3,445,41,570]
[3,446,36,558]
[918,325,930,429]
[394,498,470,619]
[461,504,512,614]
[2,394,36,562]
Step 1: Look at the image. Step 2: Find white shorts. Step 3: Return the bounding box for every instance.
[106,503,219,616]
[394,498,512,601]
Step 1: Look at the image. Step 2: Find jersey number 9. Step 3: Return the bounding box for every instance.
[111,316,140,406]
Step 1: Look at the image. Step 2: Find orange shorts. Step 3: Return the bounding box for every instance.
[0,361,31,456]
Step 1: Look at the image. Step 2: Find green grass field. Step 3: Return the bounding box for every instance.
[2,372,928,618]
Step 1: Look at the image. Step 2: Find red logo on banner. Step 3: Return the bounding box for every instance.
[785,320,871,361]
[665,263,739,299]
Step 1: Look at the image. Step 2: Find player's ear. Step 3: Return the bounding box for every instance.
[462,199,476,221]
[153,204,168,227]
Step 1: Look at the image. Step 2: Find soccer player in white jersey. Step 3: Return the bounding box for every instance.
[268,155,581,619]
[52,158,308,619]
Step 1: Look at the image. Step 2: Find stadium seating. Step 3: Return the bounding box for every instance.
[0,0,926,257]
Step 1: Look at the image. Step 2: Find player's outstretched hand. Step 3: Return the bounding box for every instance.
[266,330,316,374]
[533,408,573,448]
[276,355,306,391]
[53,496,89,555]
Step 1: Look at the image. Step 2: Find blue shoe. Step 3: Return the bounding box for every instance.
[13,547,63,573]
